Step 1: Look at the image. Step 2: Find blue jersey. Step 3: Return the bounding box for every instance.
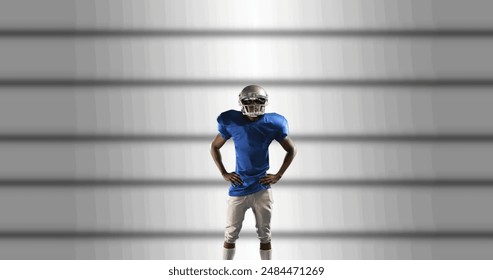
[217,110,289,196]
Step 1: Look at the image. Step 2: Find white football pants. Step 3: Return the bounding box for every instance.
[224,188,273,244]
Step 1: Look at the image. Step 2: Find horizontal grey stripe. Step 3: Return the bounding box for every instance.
[0,134,215,143]
[3,79,493,87]
[0,230,492,239]
[0,179,492,187]
[1,29,493,37]
[1,134,493,142]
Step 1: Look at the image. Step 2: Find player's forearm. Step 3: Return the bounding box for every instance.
[276,149,296,177]
[210,147,228,175]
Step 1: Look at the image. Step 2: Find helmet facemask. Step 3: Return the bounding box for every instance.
[238,87,268,117]
[239,97,268,117]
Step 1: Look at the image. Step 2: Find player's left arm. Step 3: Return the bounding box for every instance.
[259,136,297,185]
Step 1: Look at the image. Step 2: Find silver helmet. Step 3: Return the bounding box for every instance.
[238,85,268,117]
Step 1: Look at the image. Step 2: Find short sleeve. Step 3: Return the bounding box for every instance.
[274,116,289,142]
[217,114,232,140]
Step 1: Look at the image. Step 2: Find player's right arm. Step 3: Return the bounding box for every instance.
[210,133,243,186]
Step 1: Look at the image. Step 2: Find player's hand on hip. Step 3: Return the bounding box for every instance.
[222,172,243,186]
[259,173,282,185]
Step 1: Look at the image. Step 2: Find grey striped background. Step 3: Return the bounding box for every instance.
[1,0,493,259]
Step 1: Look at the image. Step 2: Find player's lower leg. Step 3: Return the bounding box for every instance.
[260,242,272,260]
[223,242,236,260]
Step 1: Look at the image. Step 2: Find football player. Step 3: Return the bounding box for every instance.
[210,85,297,260]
